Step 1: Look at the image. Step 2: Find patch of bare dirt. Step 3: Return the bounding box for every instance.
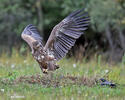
[1,74,97,87]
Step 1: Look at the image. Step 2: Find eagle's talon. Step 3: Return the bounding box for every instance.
[55,64,59,69]
[43,68,48,74]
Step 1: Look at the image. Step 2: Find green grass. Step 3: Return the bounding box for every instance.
[0,51,125,100]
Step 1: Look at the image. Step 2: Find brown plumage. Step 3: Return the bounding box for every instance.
[21,9,90,74]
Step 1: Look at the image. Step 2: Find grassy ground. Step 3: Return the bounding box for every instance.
[0,51,125,100]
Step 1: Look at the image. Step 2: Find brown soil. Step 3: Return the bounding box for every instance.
[1,74,97,87]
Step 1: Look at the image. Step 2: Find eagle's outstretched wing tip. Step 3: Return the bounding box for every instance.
[25,24,34,29]
[21,24,43,50]
[68,8,87,18]
[45,8,90,61]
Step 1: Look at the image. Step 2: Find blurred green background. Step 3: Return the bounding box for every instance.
[0,0,125,62]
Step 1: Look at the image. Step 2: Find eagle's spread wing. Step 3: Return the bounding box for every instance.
[44,9,90,61]
[21,24,43,52]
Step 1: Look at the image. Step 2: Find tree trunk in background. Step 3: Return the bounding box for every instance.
[36,0,43,36]
[104,26,124,62]
[105,26,115,61]
[117,27,125,51]
[105,26,114,51]
[8,35,13,56]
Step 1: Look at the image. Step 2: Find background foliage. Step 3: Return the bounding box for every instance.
[0,0,125,62]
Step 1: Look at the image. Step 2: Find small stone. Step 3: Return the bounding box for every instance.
[73,64,76,68]
[11,64,15,68]
[1,89,4,92]
[105,69,109,73]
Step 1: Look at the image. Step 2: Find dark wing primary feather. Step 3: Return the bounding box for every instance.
[44,9,90,61]
[21,24,43,51]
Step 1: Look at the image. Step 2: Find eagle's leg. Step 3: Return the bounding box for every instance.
[55,63,59,69]
[40,66,48,74]
[39,63,48,74]
[43,68,48,74]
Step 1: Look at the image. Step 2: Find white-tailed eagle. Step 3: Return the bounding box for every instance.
[21,9,90,74]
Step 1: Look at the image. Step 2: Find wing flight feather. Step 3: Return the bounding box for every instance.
[44,9,90,60]
[21,24,43,52]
